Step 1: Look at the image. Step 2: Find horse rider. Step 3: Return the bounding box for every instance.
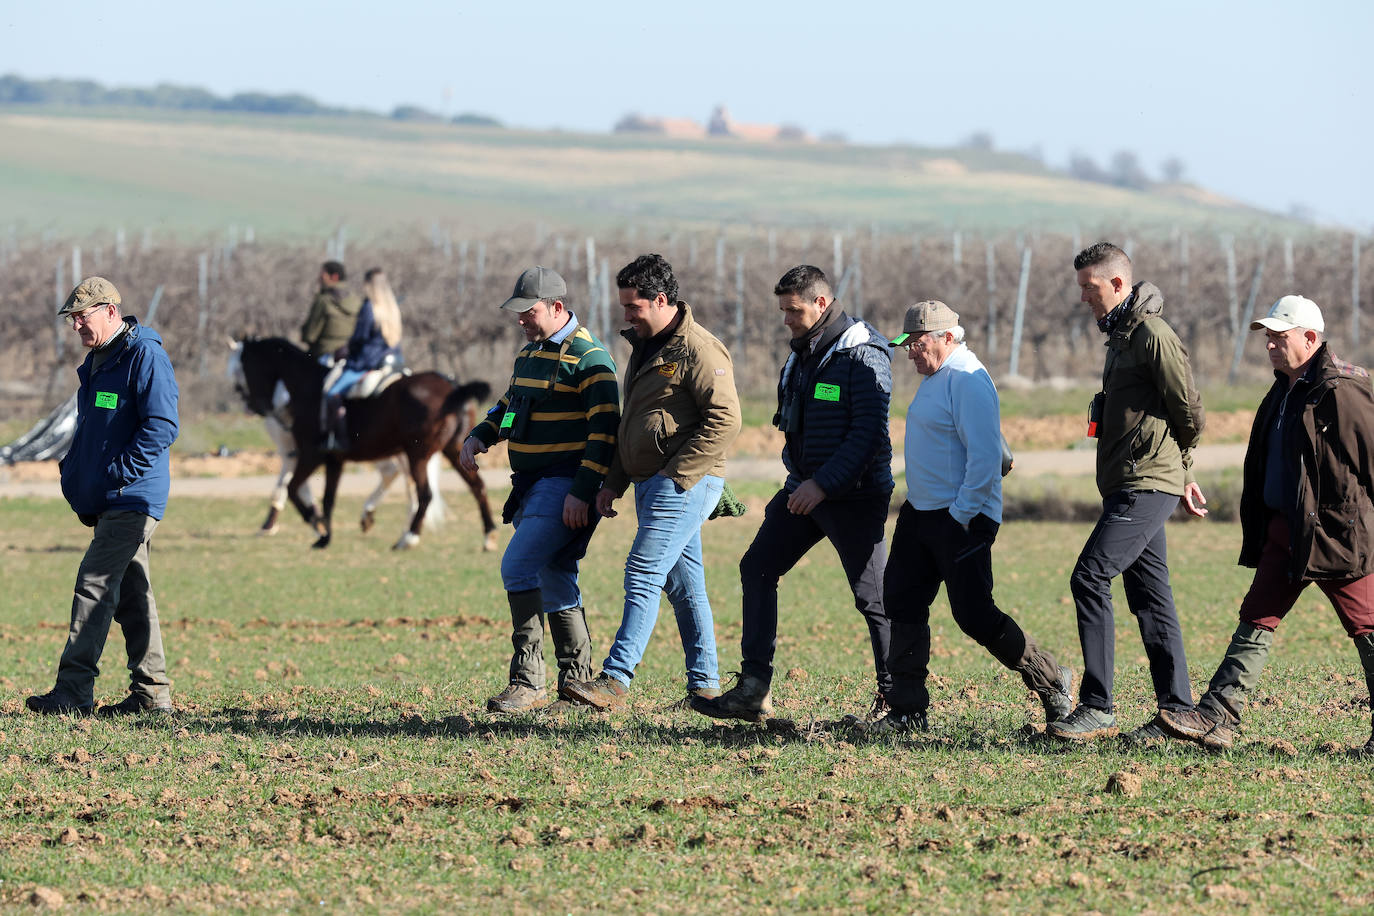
[322,268,404,451]
[301,260,362,362]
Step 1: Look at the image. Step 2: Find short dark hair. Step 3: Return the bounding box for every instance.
[322,260,346,281]
[1073,242,1131,280]
[616,254,678,303]
[774,264,832,301]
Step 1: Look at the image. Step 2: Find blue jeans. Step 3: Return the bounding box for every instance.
[500,476,597,613]
[327,367,367,398]
[602,474,723,691]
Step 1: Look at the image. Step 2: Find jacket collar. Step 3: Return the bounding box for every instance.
[621,302,695,370]
[1105,282,1164,345]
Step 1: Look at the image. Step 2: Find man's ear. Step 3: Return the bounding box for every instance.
[815,296,830,312]
[654,292,670,308]
[1111,276,1126,294]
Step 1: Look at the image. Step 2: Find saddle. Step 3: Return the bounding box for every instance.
[345,367,408,399]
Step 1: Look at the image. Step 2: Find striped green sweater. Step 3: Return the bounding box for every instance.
[473,322,620,503]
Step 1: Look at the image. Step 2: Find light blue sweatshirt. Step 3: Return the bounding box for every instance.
[903,343,1002,525]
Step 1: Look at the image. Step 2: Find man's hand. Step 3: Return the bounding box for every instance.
[595,487,621,519]
[1182,481,1208,517]
[786,479,827,515]
[458,436,487,473]
[563,494,591,529]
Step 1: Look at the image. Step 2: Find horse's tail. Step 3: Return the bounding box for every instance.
[442,381,492,439]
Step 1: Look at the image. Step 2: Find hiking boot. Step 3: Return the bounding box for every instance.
[25,690,93,717]
[1035,666,1074,724]
[485,684,547,714]
[1119,714,1171,748]
[1158,707,1237,750]
[690,674,773,723]
[561,673,629,710]
[97,694,174,717]
[864,709,928,735]
[840,692,891,728]
[1045,704,1118,742]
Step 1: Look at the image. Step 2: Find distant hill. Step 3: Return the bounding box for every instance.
[0,93,1302,240]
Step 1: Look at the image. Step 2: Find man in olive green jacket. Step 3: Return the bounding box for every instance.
[1048,242,1208,745]
[300,260,362,360]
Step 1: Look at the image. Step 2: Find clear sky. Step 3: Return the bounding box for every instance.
[4,0,1369,229]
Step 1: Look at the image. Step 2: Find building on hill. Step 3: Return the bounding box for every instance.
[613,113,707,139]
[707,105,812,143]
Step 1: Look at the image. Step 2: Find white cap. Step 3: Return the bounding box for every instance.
[1251,295,1324,333]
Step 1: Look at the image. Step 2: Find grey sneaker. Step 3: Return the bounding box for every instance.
[485,684,547,714]
[1158,707,1237,750]
[690,674,773,723]
[865,709,928,735]
[1045,704,1118,742]
[1035,666,1074,724]
[1119,714,1171,748]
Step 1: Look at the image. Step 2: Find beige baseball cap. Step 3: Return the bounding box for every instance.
[59,277,121,317]
[891,300,959,345]
[1251,295,1324,333]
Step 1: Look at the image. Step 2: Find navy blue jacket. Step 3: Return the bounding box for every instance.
[774,312,894,499]
[343,299,403,371]
[60,317,179,520]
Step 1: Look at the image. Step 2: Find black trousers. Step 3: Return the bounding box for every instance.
[1070,489,1192,713]
[738,490,891,691]
[883,503,1056,713]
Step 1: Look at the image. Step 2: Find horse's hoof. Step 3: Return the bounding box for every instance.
[482,530,499,552]
[392,532,420,551]
[311,537,330,550]
[257,524,279,537]
[360,510,375,534]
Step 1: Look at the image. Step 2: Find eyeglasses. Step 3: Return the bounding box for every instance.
[64,303,111,328]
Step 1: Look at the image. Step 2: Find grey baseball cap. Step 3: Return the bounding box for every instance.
[59,276,121,316]
[891,300,958,344]
[500,266,567,312]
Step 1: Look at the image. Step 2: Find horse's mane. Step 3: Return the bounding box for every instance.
[247,336,313,365]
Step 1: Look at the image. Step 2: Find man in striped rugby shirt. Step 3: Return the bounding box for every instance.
[461,267,621,713]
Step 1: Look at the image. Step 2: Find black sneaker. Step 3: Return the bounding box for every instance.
[865,709,929,735]
[1119,714,1170,748]
[96,694,174,717]
[25,691,94,716]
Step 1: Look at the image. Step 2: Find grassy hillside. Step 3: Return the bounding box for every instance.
[0,108,1300,239]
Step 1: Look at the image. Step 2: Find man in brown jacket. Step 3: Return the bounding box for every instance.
[1161,296,1374,753]
[565,254,742,708]
[300,260,362,360]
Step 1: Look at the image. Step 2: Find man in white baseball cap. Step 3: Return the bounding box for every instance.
[1161,295,1374,753]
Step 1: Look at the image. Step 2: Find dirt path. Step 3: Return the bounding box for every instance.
[0,442,1250,501]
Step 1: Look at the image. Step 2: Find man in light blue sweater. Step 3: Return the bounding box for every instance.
[869,301,1072,734]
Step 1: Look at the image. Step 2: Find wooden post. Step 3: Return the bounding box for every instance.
[688,236,697,269]
[851,247,863,319]
[1354,235,1362,347]
[1222,234,1239,335]
[1008,246,1032,379]
[952,231,962,268]
[115,227,126,261]
[54,255,65,363]
[734,254,746,360]
[1283,237,1294,288]
[197,252,210,375]
[71,246,82,286]
[475,241,486,293]
[598,257,611,338]
[833,233,844,281]
[767,228,777,267]
[715,236,726,304]
[585,237,597,314]
[457,241,469,299]
[1228,250,1267,384]
[985,241,998,356]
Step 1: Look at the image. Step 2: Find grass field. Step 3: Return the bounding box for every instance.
[2,483,1372,912]
[0,109,1298,239]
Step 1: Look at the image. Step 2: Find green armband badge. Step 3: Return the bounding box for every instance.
[499,410,516,431]
[94,391,118,409]
[813,383,840,402]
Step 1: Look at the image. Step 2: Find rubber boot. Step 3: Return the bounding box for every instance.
[1197,623,1274,725]
[689,674,773,723]
[505,588,546,690]
[547,605,593,693]
[1355,634,1374,755]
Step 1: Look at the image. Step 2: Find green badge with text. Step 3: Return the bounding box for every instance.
[94,391,118,409]
[813,383,840,402]
[499,410,515,430]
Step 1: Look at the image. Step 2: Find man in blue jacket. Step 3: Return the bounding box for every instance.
[694,265,894,723]
[26,277,180,717]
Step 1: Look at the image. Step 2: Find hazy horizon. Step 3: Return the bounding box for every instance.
[3,0,1369,230]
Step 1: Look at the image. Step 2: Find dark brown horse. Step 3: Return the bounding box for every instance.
[232,337,498,550]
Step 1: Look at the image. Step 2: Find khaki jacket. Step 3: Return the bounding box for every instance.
[1095,282,1205,496]
[1240,344,1374,582]
[605,303,741,492]
[300,282,362,358]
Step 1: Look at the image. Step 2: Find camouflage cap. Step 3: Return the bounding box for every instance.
[59,277,122,316]
[891,300,958,344]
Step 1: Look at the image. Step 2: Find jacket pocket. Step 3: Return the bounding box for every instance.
[1308,500,1361,575]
